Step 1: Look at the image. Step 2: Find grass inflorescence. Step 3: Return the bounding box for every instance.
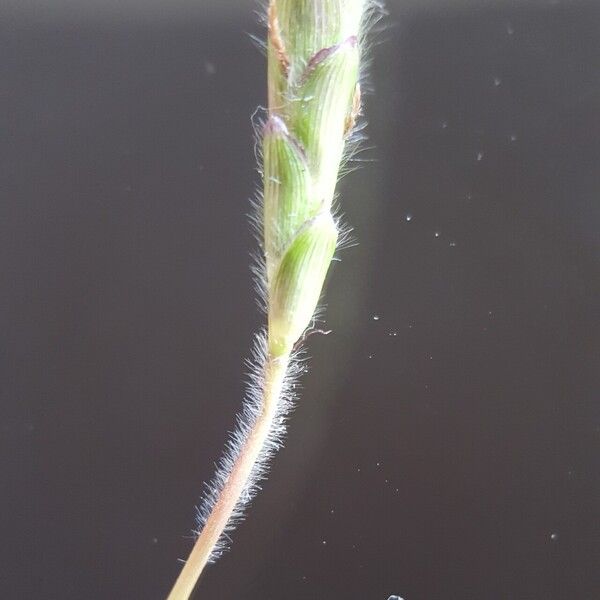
[167,3,381,598]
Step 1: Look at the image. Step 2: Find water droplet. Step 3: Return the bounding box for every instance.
[372,314,380,321]
[368,354,374,359]
[322,540,327,545]
[405,213,413,222]
[493,76,502,87]
[476,151,484,161]
[434,231,441,238]
[550,533,558,541]
[376,462,381,467]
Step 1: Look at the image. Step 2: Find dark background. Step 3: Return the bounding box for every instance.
[2,1,599,598]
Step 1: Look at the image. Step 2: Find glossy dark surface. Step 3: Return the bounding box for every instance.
[2,1,599,598]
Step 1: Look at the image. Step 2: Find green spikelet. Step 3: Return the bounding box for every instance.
[264,0,365,357]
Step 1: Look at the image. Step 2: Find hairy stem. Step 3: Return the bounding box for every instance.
[167,353,289,599]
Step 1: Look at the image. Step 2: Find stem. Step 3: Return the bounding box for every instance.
[166,353,290,600]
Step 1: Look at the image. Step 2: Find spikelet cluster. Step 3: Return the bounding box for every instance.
[194,1,379,561]
[263,0,369,357]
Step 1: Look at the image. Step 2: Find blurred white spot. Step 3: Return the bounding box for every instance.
[434,231,441,238]
[373,314,380,321]
[506,22,515,35]
[493,76,502,87]
[441,120,448,129]
[550,533,558,541]
[405,213,413,222]
[388,596,405,600]
[510,133,518,142]
[204,60,216,76]
[449,241,457,247]
[476,151,484,161]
